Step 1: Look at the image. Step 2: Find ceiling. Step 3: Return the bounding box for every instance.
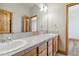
[20,3,47,9]
[21,3,41,8]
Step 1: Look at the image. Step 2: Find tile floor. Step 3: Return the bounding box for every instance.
[55,39,79,56]
[68,39,79,56]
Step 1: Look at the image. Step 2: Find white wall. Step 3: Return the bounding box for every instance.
[69,4,79,39]
[0,3,30,32]
[48,4,66,51]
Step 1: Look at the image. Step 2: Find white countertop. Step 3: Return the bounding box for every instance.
[0,33,58,56]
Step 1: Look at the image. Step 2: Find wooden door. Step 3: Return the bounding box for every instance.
[23,16,27,32]
[0,9,12,33]
[29,17,32,32]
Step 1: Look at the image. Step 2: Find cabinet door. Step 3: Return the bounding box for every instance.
[38,43,47,56]
[23,48,37,56]
[48,40,53,56]
[38,49,47,56]
[55,37,58,53]
[53,36,58,55]
[0,9,12,33]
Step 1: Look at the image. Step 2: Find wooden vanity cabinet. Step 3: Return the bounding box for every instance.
[48,40,53,56]
[48,36,58,56]
[37,43,47,56]
[53,36,58,55]
[23,48,37,56]
[23,43,48,56]
[16,36,58,56]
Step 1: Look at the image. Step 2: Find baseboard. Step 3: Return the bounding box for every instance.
[57,49,68,55]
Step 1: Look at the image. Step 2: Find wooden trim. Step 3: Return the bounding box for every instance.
[30,17,32,32]
[10,12,12,33]
[23,16,27,32]
[66,3,79,7]
[66,4,68,55]
[0,9,12,14]
[65,3,79,55]
[30,15,37,18]
[47,42,49,56]
[37,47,39,56]
[58,35,60,51]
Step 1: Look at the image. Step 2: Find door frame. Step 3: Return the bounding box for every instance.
[66,3,79,55]
[23,16,28,32]
[30,15,38,32]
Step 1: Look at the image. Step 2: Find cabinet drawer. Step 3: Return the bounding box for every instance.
[23,48,37,56]
[38,43,47,53]
[38,49,47,56]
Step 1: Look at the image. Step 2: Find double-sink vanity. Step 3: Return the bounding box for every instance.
[0,33,58,56]
[0,4,59,56]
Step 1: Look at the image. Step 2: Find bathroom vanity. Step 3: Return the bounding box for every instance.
[13,33,58,56]
[0,3,59,56]
[23,38,58,56]
[0,33,58,56]
[22,37,58,56]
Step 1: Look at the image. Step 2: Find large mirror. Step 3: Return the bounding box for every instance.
[0,3,48,33]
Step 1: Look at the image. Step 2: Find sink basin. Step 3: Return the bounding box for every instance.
[0,40,26,55]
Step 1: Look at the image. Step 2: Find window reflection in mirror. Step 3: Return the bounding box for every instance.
[30,16,38,32]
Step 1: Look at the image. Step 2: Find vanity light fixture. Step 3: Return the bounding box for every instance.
[40,4,48,12]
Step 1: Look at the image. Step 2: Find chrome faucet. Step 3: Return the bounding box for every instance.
[7,37,12,40]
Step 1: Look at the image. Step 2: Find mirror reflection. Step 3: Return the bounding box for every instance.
[0,3,48,33]
[23,15,38,32]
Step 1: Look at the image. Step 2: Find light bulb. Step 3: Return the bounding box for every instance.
[40,5,44,11]
[44,6,48,11]
[40,7,43,11]
[40,4,48,12]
